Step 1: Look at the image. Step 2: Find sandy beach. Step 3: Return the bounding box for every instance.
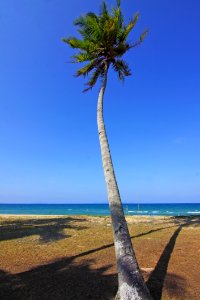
[0,215,199,299]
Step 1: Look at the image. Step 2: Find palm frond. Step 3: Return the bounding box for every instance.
[119,13,139,42]
[100,1,109,19]
[112,59,131,81]
[128,29,149,49]
[72,52,94,63]
[113,43,129,56]
[62,37,87,50]
[74,15,86,27]
[140,29,149,42]
[75,60,96,77]
[76,13,101,41]
[83,67,103,92]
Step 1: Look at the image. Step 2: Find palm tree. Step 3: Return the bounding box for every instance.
[62,1,152,299]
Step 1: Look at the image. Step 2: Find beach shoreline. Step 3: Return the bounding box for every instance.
[0,214,172,218]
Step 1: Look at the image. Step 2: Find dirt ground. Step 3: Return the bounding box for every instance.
[0,215,199,300]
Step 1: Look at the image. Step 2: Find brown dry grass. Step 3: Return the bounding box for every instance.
[0,215,199,299]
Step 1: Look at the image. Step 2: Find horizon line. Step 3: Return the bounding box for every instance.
[0,202,200,205]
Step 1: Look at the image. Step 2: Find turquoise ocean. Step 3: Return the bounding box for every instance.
[0,203,200,216]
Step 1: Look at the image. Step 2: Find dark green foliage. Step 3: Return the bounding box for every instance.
[62,0,148,91]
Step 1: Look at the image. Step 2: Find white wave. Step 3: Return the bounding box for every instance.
[187,211,200,214]
[128,210,148,213]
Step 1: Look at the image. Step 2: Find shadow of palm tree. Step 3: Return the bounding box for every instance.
[63,224,177,261]
[146,216,200,299]
[0,217,87,243]
[0,258,117,300]
[146,226,183,300]
[171,215,200,227]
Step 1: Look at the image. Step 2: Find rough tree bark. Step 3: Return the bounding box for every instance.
[97,68,152,300]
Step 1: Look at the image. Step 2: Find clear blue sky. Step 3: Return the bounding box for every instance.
[0,0,200,204]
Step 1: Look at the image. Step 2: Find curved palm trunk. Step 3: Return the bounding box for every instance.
[97,71,152,300]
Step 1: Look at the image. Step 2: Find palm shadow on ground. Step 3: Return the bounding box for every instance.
[0,216,199,299]
[146,226,183,300]
[146,215,200,300]
[0,217,87,243]
[0,258,118,300]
